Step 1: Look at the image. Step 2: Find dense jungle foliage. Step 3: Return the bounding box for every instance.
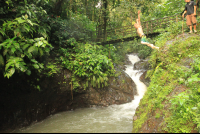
[0,0,200,132]
[0,0,163,90]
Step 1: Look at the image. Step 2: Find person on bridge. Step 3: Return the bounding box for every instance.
[133,10,159,50]
[182,0,197,33]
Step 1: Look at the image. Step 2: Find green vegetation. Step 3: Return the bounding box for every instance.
[0,0,161,91]
[57,38,115,90]
[1,0,200,132]
[0,14,52,78]
[132,20,200,133]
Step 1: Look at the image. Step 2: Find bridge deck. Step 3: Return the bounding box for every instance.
[97,32,161,45]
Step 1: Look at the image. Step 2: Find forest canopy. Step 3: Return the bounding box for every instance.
[0,0,195,87]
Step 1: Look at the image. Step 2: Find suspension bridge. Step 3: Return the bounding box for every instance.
[83,9,198,45]
[94,14,183,45]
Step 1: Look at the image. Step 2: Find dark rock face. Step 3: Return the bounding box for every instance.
[0,65,136,132]
[139,70,151,87]
[133,59,151,87]
[86,70,136,107]
[134,59,150,70]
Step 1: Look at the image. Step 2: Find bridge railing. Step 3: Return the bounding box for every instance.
[84,14,183,43]
[93,14,182,43]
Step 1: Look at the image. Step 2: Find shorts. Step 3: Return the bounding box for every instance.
[141,34,149,43]
[186,14,197,26]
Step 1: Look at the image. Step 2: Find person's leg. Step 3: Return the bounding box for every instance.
[194,24,197,30]
[186,15,192,33]
[141,36,159,50]
[141,41,159,50]
[190,25,193,31]
[192,15,197,32]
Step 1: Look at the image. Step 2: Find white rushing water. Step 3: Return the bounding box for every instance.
[12,54,147,133]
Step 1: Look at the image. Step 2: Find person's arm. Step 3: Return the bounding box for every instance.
[182,5,187,18]
[194,5,197,15]
[182,10,187,18]
[138,10,141,24]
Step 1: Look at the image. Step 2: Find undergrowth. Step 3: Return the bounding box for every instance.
[111,37,154,64]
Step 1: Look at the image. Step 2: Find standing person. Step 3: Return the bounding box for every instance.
[182,0,197,33]
[134,10,159,50]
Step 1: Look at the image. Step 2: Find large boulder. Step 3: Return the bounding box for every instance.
[62,65,137,108]
[139,70,151,87]
[133,59,150,70]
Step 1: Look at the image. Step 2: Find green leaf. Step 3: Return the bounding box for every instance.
[9,68,15,76]
[38,48,44,56]
[25,14,28,19]
[34,41,43,47]
[27,19,33,26]
[24,0,27,5]
[86,80,88,87]
[31,59,38,63]
[0,54,4,66]
[191,107,198,110]
[14,28,20,37]
[11,47,16,53]
[22,44,30,50]
[27,11,31,18]
[38,63,44,69]
[26,70,31,75]
[5,61,13,71]
[37,85,40,91]
[16,18,26,24]
[33,64,39,69]
[28,46,35,53]
[28,46,38,55]
[0,28,5,36]
[188,73,200,83]
[3,49,8,56]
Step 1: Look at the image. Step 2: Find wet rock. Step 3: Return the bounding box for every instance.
[134,59,150,70]
[133,116,138,121]
[139,70,151,87]
[78,67,137,107]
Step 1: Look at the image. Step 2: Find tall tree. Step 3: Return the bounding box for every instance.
[103,0,108,41]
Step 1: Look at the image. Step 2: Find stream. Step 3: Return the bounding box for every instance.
[11,54,147,133]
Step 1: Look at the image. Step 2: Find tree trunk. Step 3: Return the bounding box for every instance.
[103,0,107,42]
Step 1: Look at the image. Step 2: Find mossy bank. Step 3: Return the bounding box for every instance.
[132,21,200,133]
